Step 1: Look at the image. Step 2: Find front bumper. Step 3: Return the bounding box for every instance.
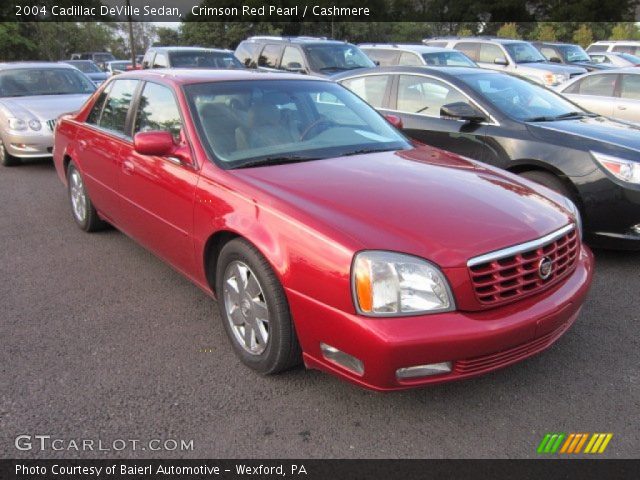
[2,129,54,158]
[288,245,593,391]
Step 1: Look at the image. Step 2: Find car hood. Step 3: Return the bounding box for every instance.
[85,72,109,81]
[0,94,91,121]
[515,62,585,75]
[571,61,615,70]
[526,116,640,155]
[234,148,572,267]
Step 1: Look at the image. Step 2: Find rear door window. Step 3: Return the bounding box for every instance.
[396,75,467,116]
[575,74,617,97]
[479,44,507,64]
[454,42,480,62]
[281,46,305,69]
[99,79,138,135]
[340,75,391,108]
[86,82,113,125]
[620,74,640,100]
[258,44,283,69]
[399,52,423,66]
[363,49,400,66]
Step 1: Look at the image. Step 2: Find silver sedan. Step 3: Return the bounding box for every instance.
[0,62,95,166]
[557,68,640,125]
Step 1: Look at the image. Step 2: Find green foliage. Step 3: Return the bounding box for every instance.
[534,23,557,41]
[457,27,473,37]
[497,23,521,39]
[156,27,182,46]
[573,24,594,47]
[610,22,640,40]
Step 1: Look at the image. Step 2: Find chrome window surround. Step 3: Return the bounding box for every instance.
[467,224,576,268]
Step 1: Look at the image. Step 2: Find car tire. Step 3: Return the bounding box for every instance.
[519,170,575,201]
[67,161,107,232]
[215,238,301,375]
[0,139,21,167]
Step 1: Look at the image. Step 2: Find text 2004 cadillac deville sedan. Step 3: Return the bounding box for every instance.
[52,70,593,391]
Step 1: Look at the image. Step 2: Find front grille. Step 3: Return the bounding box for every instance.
[454,319,571,375]
[46,119,56,131]
[468,225,579,306]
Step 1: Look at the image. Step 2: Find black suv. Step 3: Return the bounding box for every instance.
[532,42,614,72]
[234,36,375,77]
[141,47,244,70]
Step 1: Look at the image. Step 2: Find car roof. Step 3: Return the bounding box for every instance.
[0,62,77,71]
[424,37,525,45]
[113,68,328,85]
[241,36,349,46]
[359,44,460,54]
[147,46,233,53]
[333,65,490,81]
[590,40,640,45]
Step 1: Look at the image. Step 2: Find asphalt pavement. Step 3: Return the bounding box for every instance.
[1,158,638,459]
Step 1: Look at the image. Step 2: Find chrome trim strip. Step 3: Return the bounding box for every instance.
[467,224,575,267]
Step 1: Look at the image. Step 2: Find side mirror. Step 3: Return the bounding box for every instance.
[494,57,509,66]
[440,102,486,123]
[285,61,305,72]
[384,114,403,129]
[549,57,562,63]
[134,131,175,156]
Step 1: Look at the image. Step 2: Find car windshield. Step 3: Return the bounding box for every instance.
[422,51,476,67]
[0,68,96,97]
[504,43,547,63]
[185,80,410,168]
[620,53,640,63]
[69,61,101,73]
[304,44,375,72]
[557,45,590,63]
[169,51,244,69]
[110,62,131,70]
[460,72,587,122]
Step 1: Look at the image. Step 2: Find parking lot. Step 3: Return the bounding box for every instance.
[1,158,638,459]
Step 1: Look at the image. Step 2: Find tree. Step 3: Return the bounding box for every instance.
[497,23,520,39]
[156,26,182,46]
[457,27,473,37]
[534,23,557,41]
[573,24,594,47]
[610,22,640,40]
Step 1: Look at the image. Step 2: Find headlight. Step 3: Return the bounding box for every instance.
[591,151,640,184]
[352,251,454,316]
[543,73,567,86]
[7,118,27,131]
[562,197,583,240]
[28,119,41,131]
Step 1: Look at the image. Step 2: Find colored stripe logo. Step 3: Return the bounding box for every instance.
[537,433,613,454]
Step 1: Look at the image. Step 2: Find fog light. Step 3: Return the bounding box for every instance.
[320,343,364,376]
[396,361,452,380]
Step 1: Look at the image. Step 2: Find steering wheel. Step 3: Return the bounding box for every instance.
[300,117,336,141]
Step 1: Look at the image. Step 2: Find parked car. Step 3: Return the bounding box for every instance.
[423,37,586,86]
[532,42,614,71]
[62,60,109,85]
[589,52,640,68]
[104,61,132,76]
[52,69,592,390]
[0,62,95,166]
[141,46,244,70]
[556,69,640,125]
[69,52,116,71]
[587,40,640,57]
[234,36,375,77]
[337,66,640,249]
[360,44,477,67]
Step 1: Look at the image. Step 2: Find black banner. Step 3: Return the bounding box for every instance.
[1,459,640,480]
[1,0,639,22]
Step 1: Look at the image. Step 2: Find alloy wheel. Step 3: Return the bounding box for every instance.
[69,169,87,223]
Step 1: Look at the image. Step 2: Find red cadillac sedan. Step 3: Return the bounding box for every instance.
[53,69,593,391]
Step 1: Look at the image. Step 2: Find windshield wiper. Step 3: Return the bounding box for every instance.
[527,111,595,122]
[341,147,396,157]
[233,155,320,169]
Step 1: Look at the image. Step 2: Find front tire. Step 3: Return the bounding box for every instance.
[215,238,301,374]
[0,139,20,167]
[67,162,106,232]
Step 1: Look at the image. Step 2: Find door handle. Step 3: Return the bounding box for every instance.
[122,160,135,175]
[617,105,627,110]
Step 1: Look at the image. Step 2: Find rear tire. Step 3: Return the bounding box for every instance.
[519,170,575,200]
[67,161,107,232]
[215,238,301,375]
[0,139,20,167]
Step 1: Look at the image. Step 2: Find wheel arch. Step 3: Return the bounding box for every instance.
[506,159,582,206]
